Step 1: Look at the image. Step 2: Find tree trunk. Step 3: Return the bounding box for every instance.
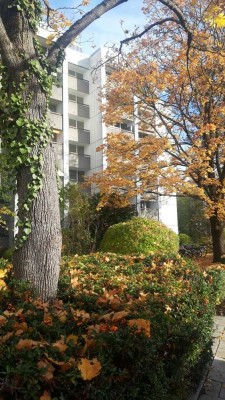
[13,144,62,301]
[210,216,225,262]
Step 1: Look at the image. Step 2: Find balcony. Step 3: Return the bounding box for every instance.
[106,125,134,135]
[69,153,90,170]
[49,112,62,130]
[51,85,62,101]
[69,127,90,144]
[68,75,89,94]
[68,101,90,119]
[52,142,63,170]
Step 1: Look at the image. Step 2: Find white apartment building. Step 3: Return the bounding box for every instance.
[0,29,178,248]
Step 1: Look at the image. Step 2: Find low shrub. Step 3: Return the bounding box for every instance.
[179,233,192,245]
[0,254,224,400]
[99,217,179,256]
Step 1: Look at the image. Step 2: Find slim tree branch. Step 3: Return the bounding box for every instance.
[47,0,129,66]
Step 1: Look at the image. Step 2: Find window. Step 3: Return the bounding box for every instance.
[77,121,84,130]
[68,70,84,80]
[69,119,77,128]
[68,94,84,104]
[69,94,76,102]
[49,103,57,113]
[69,119,85,130]
[69,145,84,155]
[69,171,85,183]
[68,69,76,77]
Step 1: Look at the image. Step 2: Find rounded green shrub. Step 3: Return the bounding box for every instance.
[99,217,179,256]
[179,233,192,245]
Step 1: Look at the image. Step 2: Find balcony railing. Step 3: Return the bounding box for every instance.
[68,101,90,119]
[51,85,62,101]
[68,75,89,94]
[106,125,134,135]
[69,153,90,170]
[69,127,90,144]
[49,112,62,130]
[52,142,63,170]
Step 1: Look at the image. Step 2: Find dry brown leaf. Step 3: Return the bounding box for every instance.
[43,312,53,326]
[112,311,129,322]
[44,353,64,367]
[77,358,102,380]
[56,310,67,323]
[72,309,90,322]
[15,329,24,336]
[128,319,151,337]
[15,338,40,350]
[60,357,76,372]
[1,331,13,343]
[13,322,28,332]
[39,390,51,400]
[37,360,55,381]
[99,312,114,322]
[71,277,80,288]
[109,298,121,310]
[0,315,6,326]
[52,336,68,352]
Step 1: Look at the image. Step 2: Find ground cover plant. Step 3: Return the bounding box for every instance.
[0,253,224,400]
[99,217,179,256]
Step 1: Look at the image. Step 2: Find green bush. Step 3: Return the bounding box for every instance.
[0,254,224,399]
[179,233,192,245]
[99,217,179,256]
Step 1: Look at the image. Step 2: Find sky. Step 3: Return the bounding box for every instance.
[50,0,147,53]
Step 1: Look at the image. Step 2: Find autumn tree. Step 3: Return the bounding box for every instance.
[89,0,225,262]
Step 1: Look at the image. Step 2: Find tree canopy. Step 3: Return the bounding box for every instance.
[88,0,225,261]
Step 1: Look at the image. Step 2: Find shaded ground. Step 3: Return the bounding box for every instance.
[195,253,223,270]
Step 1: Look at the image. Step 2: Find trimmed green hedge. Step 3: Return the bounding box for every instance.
[99,217,179,256]
[0,254,224,399]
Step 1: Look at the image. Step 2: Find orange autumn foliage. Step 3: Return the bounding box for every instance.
[87,0,225,260]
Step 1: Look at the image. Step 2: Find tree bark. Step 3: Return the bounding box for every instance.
[210,216,225,262]
[13,144,62,301]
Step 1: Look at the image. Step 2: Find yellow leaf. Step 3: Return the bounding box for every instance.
[0,270,6,278]
[128,319,151,337]
[0,279,6,289]
[77,358,102,380]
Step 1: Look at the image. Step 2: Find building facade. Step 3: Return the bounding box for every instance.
[0,30,178,248]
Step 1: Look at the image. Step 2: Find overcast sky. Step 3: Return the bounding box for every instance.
[51,0,146,53]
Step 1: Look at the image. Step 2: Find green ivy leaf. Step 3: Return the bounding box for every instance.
[16,118,24,127]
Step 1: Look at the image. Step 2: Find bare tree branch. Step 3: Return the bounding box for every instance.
[47,0,129,66]
[118,17,179,50]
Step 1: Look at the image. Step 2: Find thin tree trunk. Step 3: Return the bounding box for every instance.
[210,216,225,263]
[13,144,62,301]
